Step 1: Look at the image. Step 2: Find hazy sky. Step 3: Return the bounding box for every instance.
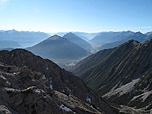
[0,0,152,33]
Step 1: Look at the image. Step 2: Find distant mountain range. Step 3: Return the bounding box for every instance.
[146,31,152,40]
[63,32,92,52]
[90,31,134,45]
[71,39,152,113]
[50,32,99,41]
[27,35,90,61]
[98,32,147,50]
[0,30,49,47]
[73,32,99,41]
[1,29,152,51]
[0,40,21,49]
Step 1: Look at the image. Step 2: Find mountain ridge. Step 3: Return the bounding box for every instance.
[63,32,92,52]
[27,35,90,61]
[0,49,116,114]
[71,39,152,113]
[98,32,146,51]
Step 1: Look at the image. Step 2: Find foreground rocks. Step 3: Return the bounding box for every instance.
[0,49,116,114]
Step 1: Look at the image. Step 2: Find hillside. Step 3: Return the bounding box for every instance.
[27,35,90,61]
[71,39,152,113]
[0,49,116,114]
[63,32,92,52]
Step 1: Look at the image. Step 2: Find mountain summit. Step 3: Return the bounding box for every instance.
[27,35,90,61]
[0,49,115,114]
[63,32,92,52]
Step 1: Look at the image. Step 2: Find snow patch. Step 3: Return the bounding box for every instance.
[42,75,46,79]
[50,80,53,89]
[46,67,48,70]
[86,96,91,103]
[35,89,41,93]
[45,64,49,71]
[60,104,72,111]
[67,88,72,93]
[11,54,14,58]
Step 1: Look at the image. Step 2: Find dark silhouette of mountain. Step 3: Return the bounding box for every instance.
[90,31,134,45]
[27,35,90,61]
[0,29,49,47]
[0,40,22,49]
[63,32,92,52]
[98,32,146,50]
[0,49,116,114]
[71,39,152,113]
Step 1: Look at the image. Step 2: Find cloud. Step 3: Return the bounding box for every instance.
[34,7,40,13]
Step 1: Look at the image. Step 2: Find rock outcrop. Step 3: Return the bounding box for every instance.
[0,49,115,114]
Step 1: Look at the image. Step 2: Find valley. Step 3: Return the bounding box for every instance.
[0,29,152,114]
[1,0,152,113]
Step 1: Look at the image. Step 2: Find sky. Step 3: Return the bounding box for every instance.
[0,0,152,33]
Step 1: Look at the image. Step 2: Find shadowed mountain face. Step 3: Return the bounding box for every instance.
[71,39,152,113]
[0,49,115,114]
[98,32,146,51]
[63,32,92,52]
[27,35,90,61]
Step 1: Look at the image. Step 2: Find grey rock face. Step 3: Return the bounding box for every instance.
[0,50,116,114]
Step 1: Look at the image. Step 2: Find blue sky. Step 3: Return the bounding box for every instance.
[0,0,152,33]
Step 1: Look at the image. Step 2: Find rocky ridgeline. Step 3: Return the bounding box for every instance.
[72,39,152,113]
[0,49,115,114]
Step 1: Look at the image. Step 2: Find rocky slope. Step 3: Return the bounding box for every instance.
[0,49,115,114]
[71,39,152,113]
